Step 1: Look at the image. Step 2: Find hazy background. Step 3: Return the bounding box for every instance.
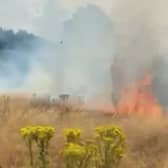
[1,0,168,103]
[0,0,115,99]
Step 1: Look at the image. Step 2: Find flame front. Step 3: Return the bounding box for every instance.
[112,73,163,117]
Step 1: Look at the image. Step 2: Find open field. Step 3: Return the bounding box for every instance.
[0,95,168,168]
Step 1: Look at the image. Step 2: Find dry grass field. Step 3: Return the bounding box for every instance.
[0,95,168,168]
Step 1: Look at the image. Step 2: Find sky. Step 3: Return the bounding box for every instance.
[0,0,114,41]
[1,0,168,53]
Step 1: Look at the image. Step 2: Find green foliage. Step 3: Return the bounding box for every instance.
[95,125,125,168]
[20,126,55,168]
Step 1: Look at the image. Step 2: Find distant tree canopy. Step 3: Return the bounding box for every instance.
[0,28,44,82]
[0,28,41,52]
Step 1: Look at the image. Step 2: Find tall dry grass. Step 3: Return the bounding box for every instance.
[0,95,167,168]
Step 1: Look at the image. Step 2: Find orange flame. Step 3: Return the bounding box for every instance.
[112,73,163,117]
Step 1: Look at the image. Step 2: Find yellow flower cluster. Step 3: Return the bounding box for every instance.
[63,143,86,159]
[95,125,125,142]
[95,125,125,167]
[85,140,100,162]
[20,125,125,168]
[20,126,55,141]
[64,128,81,143]
[20,126,55,168]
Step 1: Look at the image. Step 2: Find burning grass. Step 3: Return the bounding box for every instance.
[110,73,163,118]
[90,73,163,119]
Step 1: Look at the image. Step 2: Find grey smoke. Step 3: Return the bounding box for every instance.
[1,0,168,105]
[110,0,168,106]
[0,29,42,91]
[21,5,114,99]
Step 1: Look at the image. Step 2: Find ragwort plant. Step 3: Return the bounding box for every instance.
[82,140,100,168]
[21,125,125,168]
[20,126,35,167]
[64,128,81,143]
[63,128,100,168]
[63,128,84,168]
[20,126,55,168]
[63,143,86,168]
[95,125,125,168]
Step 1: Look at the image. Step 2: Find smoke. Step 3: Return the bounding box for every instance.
[0,1,115,99]
[109,0,168,106]
[21,4,114,99]
[0,29,40,92]
[1,0,168,104]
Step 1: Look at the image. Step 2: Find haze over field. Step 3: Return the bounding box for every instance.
[1,0,168,104]
[0,1,114,99]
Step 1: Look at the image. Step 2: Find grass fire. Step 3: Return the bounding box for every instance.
[0,0,168,168]
[112,73,163,117]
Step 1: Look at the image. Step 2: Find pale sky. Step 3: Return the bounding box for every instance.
[0,0,114,41]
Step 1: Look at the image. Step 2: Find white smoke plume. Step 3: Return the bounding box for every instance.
[110,0,168,104]
[22,4,114,99]
[1,0,168,104]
